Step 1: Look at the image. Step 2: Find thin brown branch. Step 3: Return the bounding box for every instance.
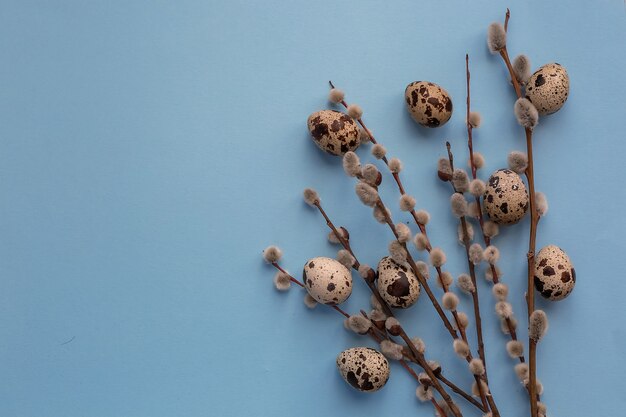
[495,9,540,417]
[311,202,466,417]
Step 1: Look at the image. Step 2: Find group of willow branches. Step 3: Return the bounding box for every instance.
[263,10,573,417]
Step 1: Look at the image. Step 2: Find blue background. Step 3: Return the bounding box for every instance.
[0,1,624,416]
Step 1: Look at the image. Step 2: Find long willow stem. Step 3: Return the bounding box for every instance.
[496,9,540,417]
[327,80,500,416]
[329,80,480,361]
[271,262,479,414]
[312,202,467,417]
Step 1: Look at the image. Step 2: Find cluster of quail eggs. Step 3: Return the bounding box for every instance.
[300,60,573,398]
[301,253,423,392]
[306,80,455,155]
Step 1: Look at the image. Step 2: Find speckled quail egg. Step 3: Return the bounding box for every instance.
[307,110,360,156]
[525,63,569,115]
[302,257,352,305]
[534,245,575,301]
[405,81,453,128]
[376,256,420,308]
[336,347,390,392]
[483,169,529,225]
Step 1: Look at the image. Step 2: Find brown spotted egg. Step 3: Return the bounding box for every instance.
[525,63,570,115]
[484,169,529,225]
[336,347,390,392]
[405,81,453,128]
[307,110,360,156]
[302,257,352,305]
[376,256,420,308]
[534,245,575,301]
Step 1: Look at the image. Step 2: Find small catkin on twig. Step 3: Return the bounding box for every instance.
[399,194,416,212]
[336,249,355,269]
[361,164,380,186]
[395,223,412,243]
[512,54,531,85]
[343,151,361,177]
[506,340,524,358]
[355,182,379,207]
[273,272,291,291]
[453,339,470,358]
[328,88,345,103]
[514,98,539,129]
[507,151,528,174]
[529,310,549,342]
[372,144,386,159]
[347,315,372,335]
[347,104,363,119]
[469,358,485,376]
[380,340,404,360]
[303,188,320,206]
[263,245,282,263]
[430,247,447,267]
[487,22,507,53]
[456,274,475,294]
[389,240,408,264]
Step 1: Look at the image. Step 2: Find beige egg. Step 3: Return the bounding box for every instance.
[525,63,570,115]
[307,110,360,156]
[534,245,575,301]
[336,347,390,392]
[405,81,453,128]
[483,169,529,225]
[376,256,420,308]
[302,257,352,305]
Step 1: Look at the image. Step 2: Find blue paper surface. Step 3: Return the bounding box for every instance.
[0,1,624,416]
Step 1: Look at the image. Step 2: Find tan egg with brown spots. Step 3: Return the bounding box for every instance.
[483,169,529,225]
[302,257,352,305]
[336,347,390,392]
[525,63,570,115]
[376,256,420,308]
[405,81,453,128]
[534,245,576,301]
[306,110,360,156]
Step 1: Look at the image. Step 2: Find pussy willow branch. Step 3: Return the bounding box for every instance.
[312,201,467,417]
[316,192,499,415]
[464,56,527,367]
[329,80,433,247]
[361,310,484,411]
[445,137,488,386]
[497,10,541,417]
[368,196,498,417]
[329,82,476,353]
[444,142,494,412]
[271,262,478,414]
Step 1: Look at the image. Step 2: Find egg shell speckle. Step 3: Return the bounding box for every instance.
[534,245,576,301]
[303,257,352,305]
[525,63,569,115]
[484,169,529,225]
[307,110,360,156]
[376,256,420,308]
[336,347,390,392]
[405,81,453,128]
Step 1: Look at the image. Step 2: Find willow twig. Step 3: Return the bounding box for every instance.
[495,9,541,417]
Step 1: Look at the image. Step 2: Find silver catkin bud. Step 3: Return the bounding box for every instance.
[514,98,539,129]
